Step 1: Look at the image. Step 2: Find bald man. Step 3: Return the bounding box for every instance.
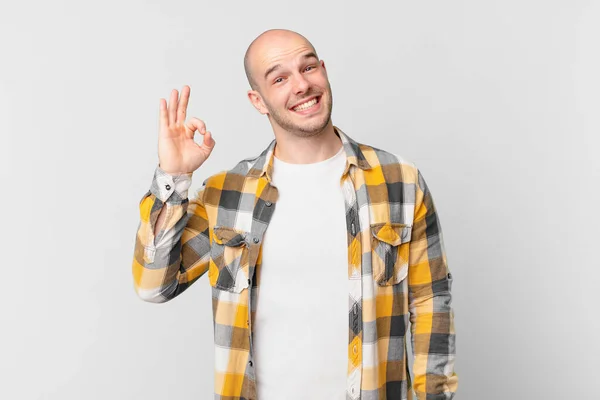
[132,29,458,400]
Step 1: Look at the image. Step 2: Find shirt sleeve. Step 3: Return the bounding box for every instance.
[408,167,458,399]
[131,164,211,303]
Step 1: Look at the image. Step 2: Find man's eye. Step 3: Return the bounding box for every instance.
[305,66,314,71]
[274,77,283,84]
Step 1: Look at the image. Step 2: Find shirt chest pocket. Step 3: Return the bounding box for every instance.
[370,222,412,286]
[208,226,251,293]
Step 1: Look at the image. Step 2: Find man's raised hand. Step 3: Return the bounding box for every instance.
[157,85,215,175]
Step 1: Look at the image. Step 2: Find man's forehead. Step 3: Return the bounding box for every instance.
[256,43,315,67]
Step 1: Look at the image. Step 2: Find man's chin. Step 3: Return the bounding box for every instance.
[290,118,331,137]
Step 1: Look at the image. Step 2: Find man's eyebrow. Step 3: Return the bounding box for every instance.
[263,52,319,80]
[302,52,318,61]
[264,64,282,80]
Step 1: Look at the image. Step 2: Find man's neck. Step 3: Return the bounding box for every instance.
[272,122,342,164]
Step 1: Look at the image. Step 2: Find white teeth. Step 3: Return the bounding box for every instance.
[293,97,318,111]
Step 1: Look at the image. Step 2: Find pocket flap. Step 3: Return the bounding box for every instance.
[370,222,412,286]
[370,223,411,245]
[213,226,248,247]
[209,226,250,293]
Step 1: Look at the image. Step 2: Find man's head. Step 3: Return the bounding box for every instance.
[244,29,333,138]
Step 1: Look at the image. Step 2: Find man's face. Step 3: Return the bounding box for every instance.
[248,40,333,138]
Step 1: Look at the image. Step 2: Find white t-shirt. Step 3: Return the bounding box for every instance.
[253,144,349,400]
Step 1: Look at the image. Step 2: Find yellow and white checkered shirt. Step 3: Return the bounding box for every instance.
[132,126,458,399]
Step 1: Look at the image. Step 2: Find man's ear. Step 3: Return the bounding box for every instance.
[247,90,268,115]
[320,60,328,79]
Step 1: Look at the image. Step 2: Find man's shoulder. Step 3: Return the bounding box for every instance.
[358,140,420,181]
[200,147,269,188]
[361,141,417,168]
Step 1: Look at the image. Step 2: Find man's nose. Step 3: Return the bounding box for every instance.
[292,73,310,95]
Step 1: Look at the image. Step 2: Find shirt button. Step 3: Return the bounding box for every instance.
[165,184,171,190]
[265,201,272,207]
[353,345,358,354]
[253,237,259,244]
[248,360,253,366]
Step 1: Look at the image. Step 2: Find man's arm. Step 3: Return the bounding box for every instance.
[408,167,458,399]
[131,164,211,303]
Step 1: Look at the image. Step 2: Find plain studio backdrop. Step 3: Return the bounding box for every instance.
[0,0,598,399]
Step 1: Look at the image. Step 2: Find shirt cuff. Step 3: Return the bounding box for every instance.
[149,164,193,203]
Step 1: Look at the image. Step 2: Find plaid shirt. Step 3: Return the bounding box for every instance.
[132,126,458,399]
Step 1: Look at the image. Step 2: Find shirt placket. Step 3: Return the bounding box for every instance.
[341,168,363,399]
[245,180,278,400]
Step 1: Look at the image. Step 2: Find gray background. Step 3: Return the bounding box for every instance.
[1,0,598,399]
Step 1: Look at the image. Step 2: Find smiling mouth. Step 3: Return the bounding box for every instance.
[290,96,321,112]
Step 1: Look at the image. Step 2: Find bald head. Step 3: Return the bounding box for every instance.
[244,29,318,91]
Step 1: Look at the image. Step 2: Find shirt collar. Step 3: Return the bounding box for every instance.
[247,125,372,181]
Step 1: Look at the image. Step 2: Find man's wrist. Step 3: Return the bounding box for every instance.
[151,164,193,202]
[158,163,194,177]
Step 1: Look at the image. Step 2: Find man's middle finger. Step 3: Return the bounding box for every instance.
[176,86,190,125]
[168,89,179,125]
